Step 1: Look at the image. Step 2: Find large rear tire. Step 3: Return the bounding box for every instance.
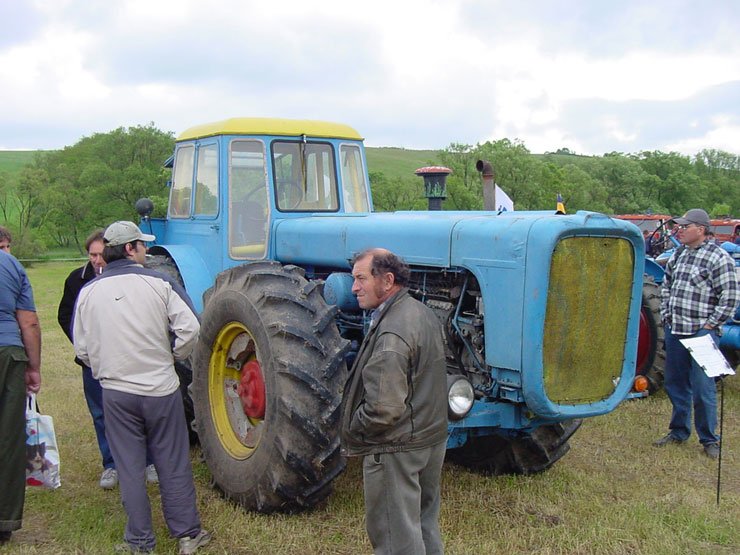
[636,278,665,393]
[192,262,349,513]
[446,420,582,475]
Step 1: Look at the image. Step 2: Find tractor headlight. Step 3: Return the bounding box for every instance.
[447,375,474,420]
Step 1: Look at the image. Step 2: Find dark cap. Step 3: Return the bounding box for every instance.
[672,208,710,228]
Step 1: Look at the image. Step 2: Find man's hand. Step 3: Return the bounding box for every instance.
[26,367,41,393]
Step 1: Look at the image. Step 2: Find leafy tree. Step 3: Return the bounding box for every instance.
[369,171,426,211]
[21,124,174,251]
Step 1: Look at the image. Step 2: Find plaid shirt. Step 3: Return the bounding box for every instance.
[660,240,739,335]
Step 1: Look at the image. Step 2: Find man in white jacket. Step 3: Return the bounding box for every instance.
[73,221,209,555]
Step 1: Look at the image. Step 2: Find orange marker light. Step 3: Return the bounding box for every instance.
[633,375,649,393]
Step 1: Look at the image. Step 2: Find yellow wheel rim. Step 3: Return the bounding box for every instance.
[209,321,265,459]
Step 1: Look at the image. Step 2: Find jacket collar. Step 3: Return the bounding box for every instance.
[368,287,408,332]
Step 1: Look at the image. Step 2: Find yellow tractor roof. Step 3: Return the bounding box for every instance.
[177,117,363,141]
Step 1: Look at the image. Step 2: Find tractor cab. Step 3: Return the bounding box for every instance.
[144,118,372,310]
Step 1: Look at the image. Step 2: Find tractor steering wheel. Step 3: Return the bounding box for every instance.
[276,180,303,210]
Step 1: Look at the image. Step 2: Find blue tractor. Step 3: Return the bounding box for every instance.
[137,118,645,513]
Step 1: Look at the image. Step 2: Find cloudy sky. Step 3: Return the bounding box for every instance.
[2,0,739,156]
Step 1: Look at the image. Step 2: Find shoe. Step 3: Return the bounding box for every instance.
[146,464,159,484]
[653,433,686,447]
[0,531,11,544]
[703,443,720,459]
[178,530,211,554]
[100,467,119,489]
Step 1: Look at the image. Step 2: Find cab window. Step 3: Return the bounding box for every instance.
[169,145,194,217]
[340,144,370,212]
[230,140,268,259]
[272,141,338,211]
[194,143,219,216]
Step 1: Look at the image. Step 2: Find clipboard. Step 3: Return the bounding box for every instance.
[679,334,735,378]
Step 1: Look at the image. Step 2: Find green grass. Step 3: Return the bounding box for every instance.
[4,261,740,554]
[0,148,439,183]
[365,146,442,180]
[0,151,43,176]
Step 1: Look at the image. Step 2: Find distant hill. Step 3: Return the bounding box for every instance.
[365,147,442,180]
[0,150,44,175]
[0,147,440,182]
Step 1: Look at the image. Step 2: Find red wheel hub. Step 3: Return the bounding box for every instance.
[237,360,266,419]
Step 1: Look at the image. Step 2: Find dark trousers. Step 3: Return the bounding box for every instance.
[103,389,200,552]
[0,346,28,533]
[363,440,446,555]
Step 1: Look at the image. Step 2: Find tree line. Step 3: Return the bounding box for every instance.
[1,124,738,259]
[372,139,740,218]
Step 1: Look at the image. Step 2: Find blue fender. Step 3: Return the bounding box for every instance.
[148,245,214,314]
[644,258,665,283]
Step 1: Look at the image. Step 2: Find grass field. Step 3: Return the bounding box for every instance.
[0,148,439,183]
[0,151,42,176]
[3,261,739,554]
[364,147,442,180]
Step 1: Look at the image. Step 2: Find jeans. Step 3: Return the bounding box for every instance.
[82,366,115,469]
[663,327,720,445]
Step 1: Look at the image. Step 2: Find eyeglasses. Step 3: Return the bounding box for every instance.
[677,224,696,230]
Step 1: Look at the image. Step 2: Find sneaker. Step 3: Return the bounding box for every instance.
[178,530,211,555]
[100,467,119,489]
[146,464,159,484]
[703,443,720,459]
[653,433,686,447]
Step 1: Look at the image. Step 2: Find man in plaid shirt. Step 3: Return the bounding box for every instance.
[655,208,739,459]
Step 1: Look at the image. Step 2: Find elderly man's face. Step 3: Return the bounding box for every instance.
[351,255,394,310]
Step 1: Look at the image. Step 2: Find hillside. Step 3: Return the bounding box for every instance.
[0,147,439,182]
[365,146,442,179]
[0,150,43,175]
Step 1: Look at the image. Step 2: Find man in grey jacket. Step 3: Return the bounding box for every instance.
[340,248,448,555]
[73,221,209,555]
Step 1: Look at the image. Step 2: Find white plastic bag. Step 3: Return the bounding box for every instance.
[25,394,61,489]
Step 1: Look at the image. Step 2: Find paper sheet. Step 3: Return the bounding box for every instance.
[679,334,735,378]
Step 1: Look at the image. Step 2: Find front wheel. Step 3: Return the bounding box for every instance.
[192,262,349,513]
[446,420,582,475]
[636,278,665,393]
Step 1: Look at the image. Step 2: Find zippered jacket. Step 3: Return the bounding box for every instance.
[73,258,200,397]
[340,288,448,457]
[58,262,98,368]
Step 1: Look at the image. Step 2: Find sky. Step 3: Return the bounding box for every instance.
[1,0,739,156]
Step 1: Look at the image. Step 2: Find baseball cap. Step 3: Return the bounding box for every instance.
[103,221,156,246]
[671,208,710,228]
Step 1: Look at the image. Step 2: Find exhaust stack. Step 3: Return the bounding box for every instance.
[476,160,496,211]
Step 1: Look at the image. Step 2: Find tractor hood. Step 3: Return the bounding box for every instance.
[273,209,638,271]
[274,209,645,420]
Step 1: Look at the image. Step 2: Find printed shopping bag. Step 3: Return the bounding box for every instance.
[25,394,61,489]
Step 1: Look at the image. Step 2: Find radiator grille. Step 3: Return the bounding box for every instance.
[543,237,634,404]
